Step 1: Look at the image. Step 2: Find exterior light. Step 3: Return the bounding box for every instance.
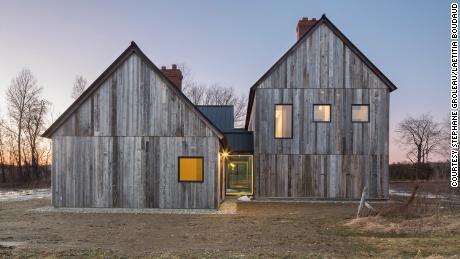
[221,151,229,158]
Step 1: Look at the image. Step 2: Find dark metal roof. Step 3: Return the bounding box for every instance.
[198,105,254,153]
[223,131,254,153]
[197,106,234,132]
[245,14,398,129]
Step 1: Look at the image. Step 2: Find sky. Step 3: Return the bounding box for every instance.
[0,0,449,163]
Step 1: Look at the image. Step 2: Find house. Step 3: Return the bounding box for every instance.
[43,15,396,209]
[42,45,225,209]
[245,15,396,199]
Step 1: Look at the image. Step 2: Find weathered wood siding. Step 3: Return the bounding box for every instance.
[53,54,215,138]
[252,23,390,199]
[51,52,222,209]
[255,154,388,199]
[52,136,220,209]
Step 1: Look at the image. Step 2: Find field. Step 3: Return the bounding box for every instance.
[0,181,459,258]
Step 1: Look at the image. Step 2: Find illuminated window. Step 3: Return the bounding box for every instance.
[313,104,331,122]
[275,104,292,138]
[352,104,369,122]
[178,157,203,182]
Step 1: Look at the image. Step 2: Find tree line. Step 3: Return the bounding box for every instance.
[0,69,86,185]
[394,114,451,180]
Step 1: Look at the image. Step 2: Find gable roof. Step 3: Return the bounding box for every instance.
[244,14,398,129]
[42,41,224,139]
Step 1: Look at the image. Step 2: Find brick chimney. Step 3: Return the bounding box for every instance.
[296,17,317,40]
[161,64,183,90]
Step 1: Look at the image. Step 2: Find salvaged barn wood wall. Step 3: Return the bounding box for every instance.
[251,23,390,199]
[51,52,222,209]
[53,54,216,138]
[52,136,220,209]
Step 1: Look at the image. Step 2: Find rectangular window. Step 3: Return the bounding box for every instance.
[352,104,369,122]
[313,104,331,122]
[275,104,292,138]
[178,157,204,182]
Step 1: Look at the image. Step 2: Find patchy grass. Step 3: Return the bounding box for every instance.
[342,183,460,258]
[346,214,460,237]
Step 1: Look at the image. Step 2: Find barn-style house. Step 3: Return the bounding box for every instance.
[43,15,397,209]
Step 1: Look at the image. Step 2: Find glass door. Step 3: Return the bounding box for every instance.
[225,155,253,195]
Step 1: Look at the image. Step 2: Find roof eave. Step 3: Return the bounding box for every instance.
[42,42,225,139]
[42,42,139,138]
[244,14,398,128]
[321,16,398,92]
[244,16,324,129]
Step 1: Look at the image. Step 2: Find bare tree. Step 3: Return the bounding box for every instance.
[0,118,6,183]
[6,69,43,179]
[177,63,193,90]
[4,129,16,169]
[71,75,87,100]
[204,84,235,105]
[183,82,206,105]
[183,83,247,128]
[24,99,50,176]
[39,139,52,167]
[179,64,247,128]
[233,95,248,128]
[439,115,451,161]
[397,114,443,179]
[178,64,206,104]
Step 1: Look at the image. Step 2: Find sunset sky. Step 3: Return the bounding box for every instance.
[0,0,449,163]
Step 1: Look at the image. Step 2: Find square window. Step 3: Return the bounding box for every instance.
[352,105,369,122]
[275,104,292,138]
[178,157,203,182]
[313,104,331,122]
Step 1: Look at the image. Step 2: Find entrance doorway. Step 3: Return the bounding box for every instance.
[225,155,253,195]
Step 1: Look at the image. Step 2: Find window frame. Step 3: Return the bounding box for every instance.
[178,156,204,183]
[274,104,293,139]
[313,104,331,123]
[351,104,370,123]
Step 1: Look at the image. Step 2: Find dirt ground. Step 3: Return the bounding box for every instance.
[0,196,459,258]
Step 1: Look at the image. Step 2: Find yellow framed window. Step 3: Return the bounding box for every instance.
[178,157,204,182]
